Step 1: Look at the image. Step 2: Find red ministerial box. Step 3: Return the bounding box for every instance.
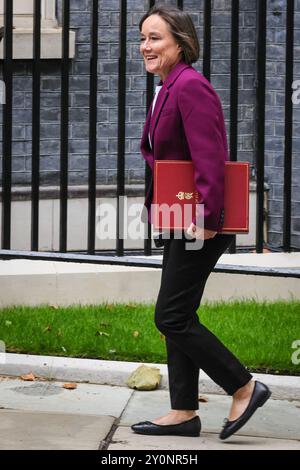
[152,160,249,233]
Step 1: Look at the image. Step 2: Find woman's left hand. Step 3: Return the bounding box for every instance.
[186,223,217,240]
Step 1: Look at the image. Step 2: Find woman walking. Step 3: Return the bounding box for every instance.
[132,5,271,440]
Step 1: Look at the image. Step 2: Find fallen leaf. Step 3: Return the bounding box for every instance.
[43,325,52,332]
[20,372,35,381]
[95,331,110,337]
[49,305,59,310]
[126,303,137,309]
[198,395,208,403]
[63,383,77,390]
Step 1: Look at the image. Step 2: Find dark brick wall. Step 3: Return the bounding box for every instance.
[264,0,300,249]
[0,0,299,248]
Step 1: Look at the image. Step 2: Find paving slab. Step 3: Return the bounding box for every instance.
[0,409,114,450]
[0,377,132,417]
[109,427,300,450]
[1,376,299,450]
[120,389,300,441]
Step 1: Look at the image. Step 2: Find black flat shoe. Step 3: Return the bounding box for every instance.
[131,415,201,437]
[219,381,271,440]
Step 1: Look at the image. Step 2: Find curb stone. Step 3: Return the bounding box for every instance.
[1,353,300,401]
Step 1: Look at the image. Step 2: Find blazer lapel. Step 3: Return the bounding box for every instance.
[141,105,152,151]
[149,87,169,149]
[149,60,191,150]
[140,105,154,169]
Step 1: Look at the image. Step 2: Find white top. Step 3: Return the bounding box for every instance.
[149,84,163,150]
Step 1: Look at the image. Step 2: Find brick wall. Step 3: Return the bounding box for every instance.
[0,0,299,249]
[264,0,300,248]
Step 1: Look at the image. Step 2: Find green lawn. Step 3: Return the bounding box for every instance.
[0,300,299,375]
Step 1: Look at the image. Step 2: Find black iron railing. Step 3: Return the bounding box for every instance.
[0,0,297,265]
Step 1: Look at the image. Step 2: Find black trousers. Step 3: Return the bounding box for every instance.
[154,232,252,410]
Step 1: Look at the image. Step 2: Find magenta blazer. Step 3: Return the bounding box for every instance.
[140,60,228,232]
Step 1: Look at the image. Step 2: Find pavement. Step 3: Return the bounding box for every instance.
[0,355,300,450]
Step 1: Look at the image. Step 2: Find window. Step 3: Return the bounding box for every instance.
[0,0,75,59]
[0,0,56,26]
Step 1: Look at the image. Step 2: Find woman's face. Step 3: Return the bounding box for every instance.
[140,15,182,81]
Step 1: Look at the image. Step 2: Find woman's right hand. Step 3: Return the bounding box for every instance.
[186,222,217,240]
